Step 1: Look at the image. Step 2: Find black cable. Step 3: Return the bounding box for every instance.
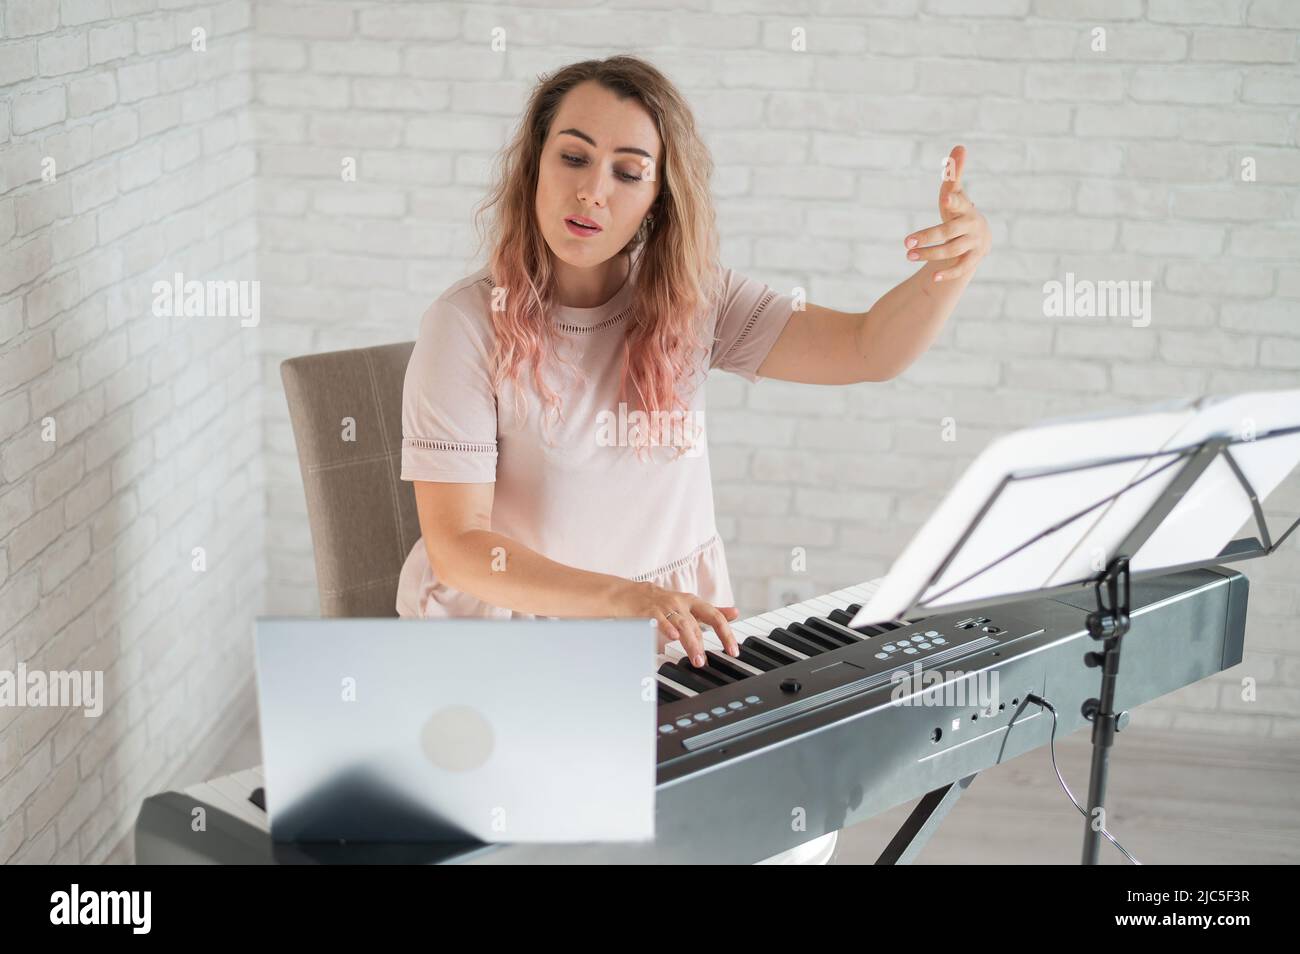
[1024,692,1141,865]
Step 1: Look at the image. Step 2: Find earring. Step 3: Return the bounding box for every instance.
[637,213,655,243]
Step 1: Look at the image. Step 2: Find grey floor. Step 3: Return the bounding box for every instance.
[212,717,1300,864]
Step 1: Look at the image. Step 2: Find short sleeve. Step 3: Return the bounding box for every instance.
[708,267,797,384]
[400,297,499,483]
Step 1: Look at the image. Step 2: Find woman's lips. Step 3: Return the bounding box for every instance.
[564,216,602,237]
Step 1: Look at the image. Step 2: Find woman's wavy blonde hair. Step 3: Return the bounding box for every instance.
[472,55,722,457]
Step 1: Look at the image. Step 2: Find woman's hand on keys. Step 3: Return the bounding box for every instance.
[623,581,740,666]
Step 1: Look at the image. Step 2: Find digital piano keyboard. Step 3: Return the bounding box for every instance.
[135,566,1247,864]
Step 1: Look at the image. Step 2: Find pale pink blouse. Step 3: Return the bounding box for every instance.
[395,250,796,620]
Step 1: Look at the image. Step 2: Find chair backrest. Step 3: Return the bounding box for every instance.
[280,342,420,617]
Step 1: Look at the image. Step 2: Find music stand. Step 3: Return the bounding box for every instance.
[849,390,1300,864]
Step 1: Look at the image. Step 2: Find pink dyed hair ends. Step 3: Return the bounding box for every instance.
[471,55,724,458]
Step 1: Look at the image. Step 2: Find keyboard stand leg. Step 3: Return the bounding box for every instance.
[874,772,977,865]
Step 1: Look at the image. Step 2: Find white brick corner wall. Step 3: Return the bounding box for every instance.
[2,0,1298,865]
[2,0,260,864]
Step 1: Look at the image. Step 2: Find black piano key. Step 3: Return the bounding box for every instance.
[743,636,802,666]
[692,659,741,685]
[704,651,754,680]
[657,661,708,692]
[660,662,724,693]
[788,621,845,651]
[828,606,893,637]
[736,647,780,671]
[670,660,733,686]
[858,624,896,637]
[803,617,864,644]
[870,610,909,631]
[843,606,905,637]
[795,621,857,649]
[249,787,266,812]
[690,661,733,687]
[767,627,827,656]
[658,684,685,704]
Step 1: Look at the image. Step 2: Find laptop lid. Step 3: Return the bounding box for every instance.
[253,617,657,844]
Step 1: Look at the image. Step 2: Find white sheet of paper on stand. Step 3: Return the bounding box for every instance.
[1131,391,1300,571]
[849,390,1300,628]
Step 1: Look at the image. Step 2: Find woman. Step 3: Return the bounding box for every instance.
[396,55,991,864]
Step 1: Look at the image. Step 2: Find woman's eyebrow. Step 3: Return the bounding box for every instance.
[557,128,652,159]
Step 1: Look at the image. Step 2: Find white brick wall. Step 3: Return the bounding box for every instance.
[253,2,1300,743]
[1,0,258,863]
[3,0,1299,864]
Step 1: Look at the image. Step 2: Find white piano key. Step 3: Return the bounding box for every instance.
[699,629,727,651]
[759,613,800,629]
[735,578,885,634]
[181,781,228,813]
[209,771,265,822]
[768,606,807,625]
[184,779,268,832]
[808,593,847,610]
[656,672,698,697]
[705,625,743,650]
[208,773,272,831]
[803,596,842,615]
[214,769,264,812]
[807,588,855,608]
[231,767,265,799]
[749,634,809,660]
[748,611,794,631]
[845,588,892,614]
[212,767,250,790]
[717,654,765,677]
[847,581,885,601]
[661,632,724,659]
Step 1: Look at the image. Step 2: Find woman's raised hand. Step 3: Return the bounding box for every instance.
[903,144,992,283]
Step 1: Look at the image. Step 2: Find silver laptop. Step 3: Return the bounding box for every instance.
[253,617,657,844]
